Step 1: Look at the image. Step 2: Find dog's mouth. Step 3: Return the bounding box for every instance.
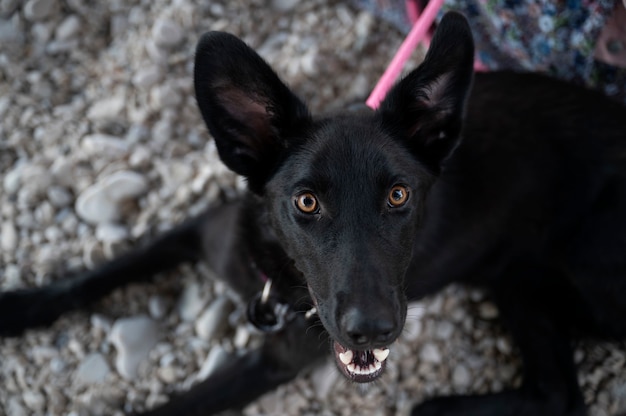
[332,341,390,383]
[306,286,391,383]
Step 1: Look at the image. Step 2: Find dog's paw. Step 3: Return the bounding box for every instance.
[0,288,64,337]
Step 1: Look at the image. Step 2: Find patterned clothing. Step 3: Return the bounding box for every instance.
[352,0,626,104]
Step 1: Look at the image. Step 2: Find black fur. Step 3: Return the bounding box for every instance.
[1,12,625,416]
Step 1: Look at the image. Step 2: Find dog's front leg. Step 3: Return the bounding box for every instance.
[412,266,586,416]
[138,315,328,416]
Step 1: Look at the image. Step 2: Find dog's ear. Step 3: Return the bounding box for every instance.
[194,32,311,192]
[379,12,474,172]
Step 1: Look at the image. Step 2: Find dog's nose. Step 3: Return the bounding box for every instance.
[340,306,397,347]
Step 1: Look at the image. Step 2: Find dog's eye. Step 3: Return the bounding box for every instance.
[295,192,319,214]
[388,185,409,207]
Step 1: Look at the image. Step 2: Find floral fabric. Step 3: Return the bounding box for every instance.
[352,0,626,104]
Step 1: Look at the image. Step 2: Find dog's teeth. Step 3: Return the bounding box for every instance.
[339,350,354,365]
[375,360,382,370]
[347,363,356,373]
[373,348,390,362]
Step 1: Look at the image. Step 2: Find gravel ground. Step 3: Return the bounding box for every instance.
[1,0,625,415]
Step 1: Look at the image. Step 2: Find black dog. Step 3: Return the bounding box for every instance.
[2,12,626,416]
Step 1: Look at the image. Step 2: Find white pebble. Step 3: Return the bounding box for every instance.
[271,0,299,12]
[55,14,80,41]
[3,164,23,195]
[419,342,442,364]
[178,282,205,321]
[195,296,233,341]
[233,326,250,349]
[75,353,110,384]
[310,360,339,400]
[23,0,57,21]
[157,366,178,384]
[47,186,73,208]
[151,17,183,47]
[129,146,152,168]
[6,397,28,416]
[1,221,18,251]
[87,94,125,121]
[81,134,130,158]
[109,315,160,380]
[452,364,472,388]
[401,317,422,341]
[95,223,129,243]
[22,390,45,412]
[196,344,230,381]
[435,321,455,340]
[150,84,182,109]
[75,171,148,225]
[149,295,168,320]
[3,264,21,288]
[132,66,162,88]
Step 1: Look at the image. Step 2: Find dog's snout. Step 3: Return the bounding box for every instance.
[340,306,397,347]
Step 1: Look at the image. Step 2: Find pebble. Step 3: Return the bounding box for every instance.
[129,146,152,168]
[0,17,23,45]
[87,94,126,121]
[81,134,131,158]
[148,295,168,320]
[402,317,422,341]
[435,320,455,340]
[46,186,73,208]
[157,366,178,384]
[419,342,442,364]
[310,360,339,400]
[150,84,182,109]
[496,337,512,355]
[22,390,45,412]
[132,66,162,89]
[196,344,230,381]
[233,326,250,349]
[1,221,18,251]
[109,315,160,380]
[6,397,28,416]
[194,296,234,341]
[75,353,110,384]
[271,0,299,12]
[3,264,21,288]
[23,0,57,21]
[478,302,499,320]
[151,17,183,47]
[75,170,148,225]
[177,282,205,322]
[0,0,19,17]
[55,14,80,41]
[49,357,66,374]
[3,164,23,195]
[95,223,129,242]
[452,364,471,389]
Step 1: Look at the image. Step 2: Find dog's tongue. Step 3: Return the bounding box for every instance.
[333,341,390,383]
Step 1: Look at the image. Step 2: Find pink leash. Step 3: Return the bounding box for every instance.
[366,0,445,109]
[366,0,487,109]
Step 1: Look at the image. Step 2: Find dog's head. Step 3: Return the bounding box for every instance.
[194,12,474,382]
